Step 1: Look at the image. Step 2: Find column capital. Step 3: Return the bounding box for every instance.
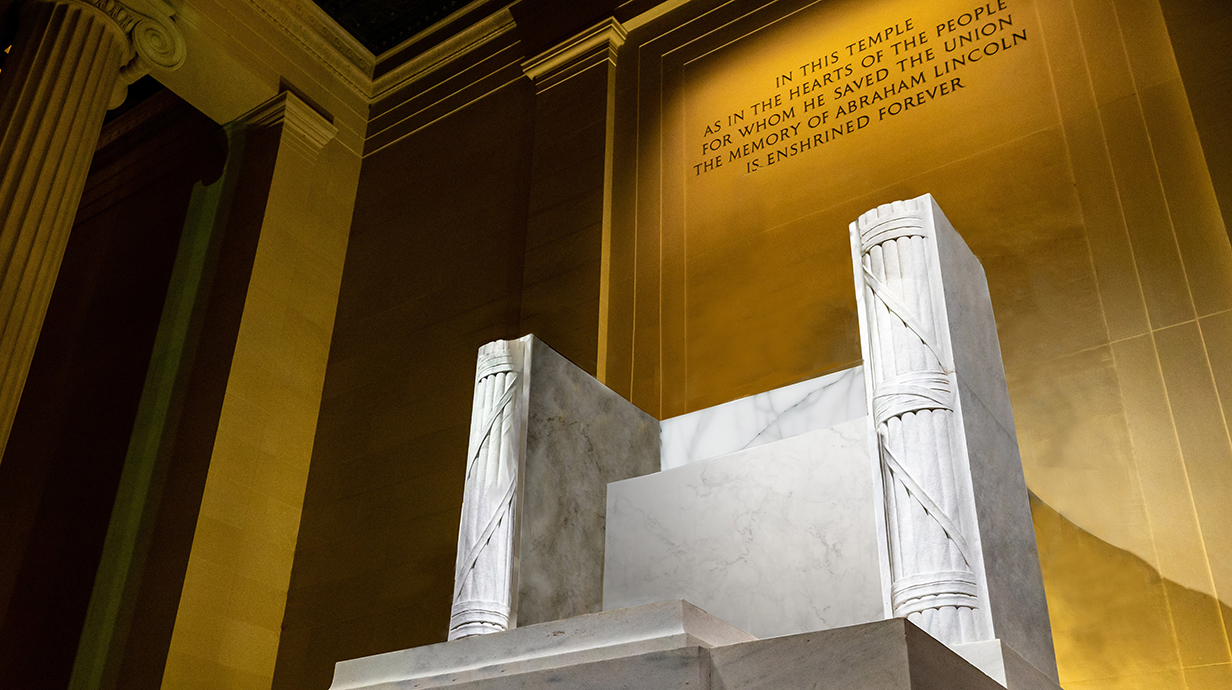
[30,0,187,107]
[239,91,338,163]
[521,17,626,92]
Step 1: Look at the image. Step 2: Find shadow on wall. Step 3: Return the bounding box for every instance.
[1031,494,1232,689]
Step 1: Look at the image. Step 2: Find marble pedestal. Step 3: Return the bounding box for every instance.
[329,600,754,690]
[329,601,1062,690]
[517,337,662,624]
[851,195,1055,677]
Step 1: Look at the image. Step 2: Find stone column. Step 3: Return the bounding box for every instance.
[156,91,354,690]
[0,0,185,456]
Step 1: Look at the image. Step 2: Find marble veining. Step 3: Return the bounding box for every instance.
[516,336,660,627]
[659,365,865,471]
[604,419,883,639]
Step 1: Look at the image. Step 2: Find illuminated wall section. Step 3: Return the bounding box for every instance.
[606,0,1232,687]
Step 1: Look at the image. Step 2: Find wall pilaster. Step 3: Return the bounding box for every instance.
[518,18,625,379]
[158,91,357,690]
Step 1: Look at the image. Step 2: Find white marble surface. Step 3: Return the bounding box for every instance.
[328,600,754,690]
[517,336,659,626]
[849,194,1056,680]
[450,335,660,637]
[451,339,524,639]
[330,613,1028,690]
[604,419,883,639]
[851,197,982,646]
[659,366,865,471]
[934,198,1058,680]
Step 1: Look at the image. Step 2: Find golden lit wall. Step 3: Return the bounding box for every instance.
[605,0,1232,687]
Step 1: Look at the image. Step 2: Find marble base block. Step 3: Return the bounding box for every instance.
[604,418,883,638]
[328,600,754,690]
[331,603,1050,690]
[659,365,865,470]
[708,618,1056,690]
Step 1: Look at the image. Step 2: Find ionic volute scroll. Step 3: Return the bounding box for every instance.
[43,0,187,108]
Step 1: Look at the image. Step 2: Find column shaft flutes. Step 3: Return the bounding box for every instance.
[0,0,126,454]
[0,0,185,457]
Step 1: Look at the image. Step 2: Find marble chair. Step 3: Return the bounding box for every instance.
[444,193,1057,689]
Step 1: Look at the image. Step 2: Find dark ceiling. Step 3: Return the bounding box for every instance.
[316,0,470,55]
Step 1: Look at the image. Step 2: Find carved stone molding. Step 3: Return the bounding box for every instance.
[240,0,374,99]
[230,0,519,102]
[240,91,339,163]
[521,17,626,92]
[372,6,517,100]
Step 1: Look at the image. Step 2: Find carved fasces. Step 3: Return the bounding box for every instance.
[450,340,525,640]
[853,197,988,645]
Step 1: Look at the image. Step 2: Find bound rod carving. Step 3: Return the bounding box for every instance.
[855,199,986,644]
[450,340,523,640]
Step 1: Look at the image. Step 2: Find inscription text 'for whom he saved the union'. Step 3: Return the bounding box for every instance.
[691,0,1027,178]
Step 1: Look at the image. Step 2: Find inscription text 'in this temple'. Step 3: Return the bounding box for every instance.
[690,0,1027,178]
